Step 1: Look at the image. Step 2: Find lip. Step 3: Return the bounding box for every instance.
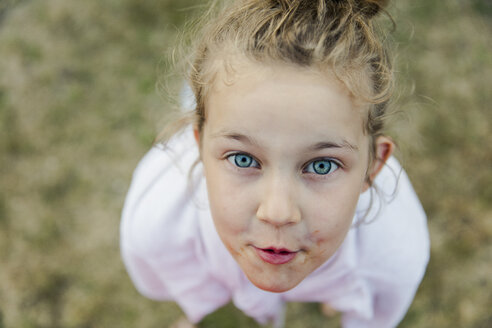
[253,246,298,265]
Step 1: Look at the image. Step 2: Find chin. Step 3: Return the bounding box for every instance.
[246,273,303,293]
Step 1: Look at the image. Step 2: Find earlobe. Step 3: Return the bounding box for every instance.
[193,128,200,145]
[362,136,394,192]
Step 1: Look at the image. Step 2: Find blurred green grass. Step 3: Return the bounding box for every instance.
[0,0,490,327]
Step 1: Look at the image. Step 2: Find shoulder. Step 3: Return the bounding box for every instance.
[354,157,430,284]
[120,128,203,257]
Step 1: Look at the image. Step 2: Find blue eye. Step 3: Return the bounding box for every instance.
[228,153,259,168]
[305,159,339,175]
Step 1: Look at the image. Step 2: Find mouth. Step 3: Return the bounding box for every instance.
[253,246,298,265]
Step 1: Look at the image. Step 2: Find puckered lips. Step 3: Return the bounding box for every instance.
[253,246,298,265]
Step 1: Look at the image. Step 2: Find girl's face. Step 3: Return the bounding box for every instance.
[198,60,374,292]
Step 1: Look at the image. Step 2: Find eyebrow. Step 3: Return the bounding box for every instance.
[211,130,358,152]
[210,131,261,147]
[310,140,359,152]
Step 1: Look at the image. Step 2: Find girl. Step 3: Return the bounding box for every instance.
[120,0,430,327]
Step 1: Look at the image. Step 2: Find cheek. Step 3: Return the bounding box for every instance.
[307,216,352,262]
[309,215,351,249]
[307,183,362,246]
[203,164,254,234]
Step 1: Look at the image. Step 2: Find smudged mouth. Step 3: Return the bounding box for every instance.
[253,246,299,265]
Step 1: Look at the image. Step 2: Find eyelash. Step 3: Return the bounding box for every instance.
[226,152,260,169]
[303,158,340,176]
[225,153,341,176]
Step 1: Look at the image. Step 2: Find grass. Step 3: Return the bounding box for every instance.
[0,0,490,327]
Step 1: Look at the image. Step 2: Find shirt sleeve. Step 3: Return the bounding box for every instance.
[342,157,430,328]
[120,129,231,323]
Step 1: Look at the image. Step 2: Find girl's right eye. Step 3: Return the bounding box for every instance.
[227,153,260,169]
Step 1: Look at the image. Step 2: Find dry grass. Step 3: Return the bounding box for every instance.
[0,0,490,327]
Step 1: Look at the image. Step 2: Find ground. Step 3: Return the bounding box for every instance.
[0,0,491,327]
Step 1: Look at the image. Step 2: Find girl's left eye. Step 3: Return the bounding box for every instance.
[304,159,339,175]
[227,153,260,168]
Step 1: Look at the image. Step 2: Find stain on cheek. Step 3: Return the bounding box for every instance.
[309,230,325,244]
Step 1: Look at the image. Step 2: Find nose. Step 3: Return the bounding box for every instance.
[256,174,301,227]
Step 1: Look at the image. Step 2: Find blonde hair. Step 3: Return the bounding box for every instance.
[161,0,394,161]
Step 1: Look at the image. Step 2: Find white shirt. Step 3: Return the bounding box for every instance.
[120,127,430,327]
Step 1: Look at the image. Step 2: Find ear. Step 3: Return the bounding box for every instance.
[362,136,394,192]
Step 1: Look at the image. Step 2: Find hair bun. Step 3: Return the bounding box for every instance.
[356,0,389,18]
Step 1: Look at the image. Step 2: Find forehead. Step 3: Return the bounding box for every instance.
[203,58,368,150]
